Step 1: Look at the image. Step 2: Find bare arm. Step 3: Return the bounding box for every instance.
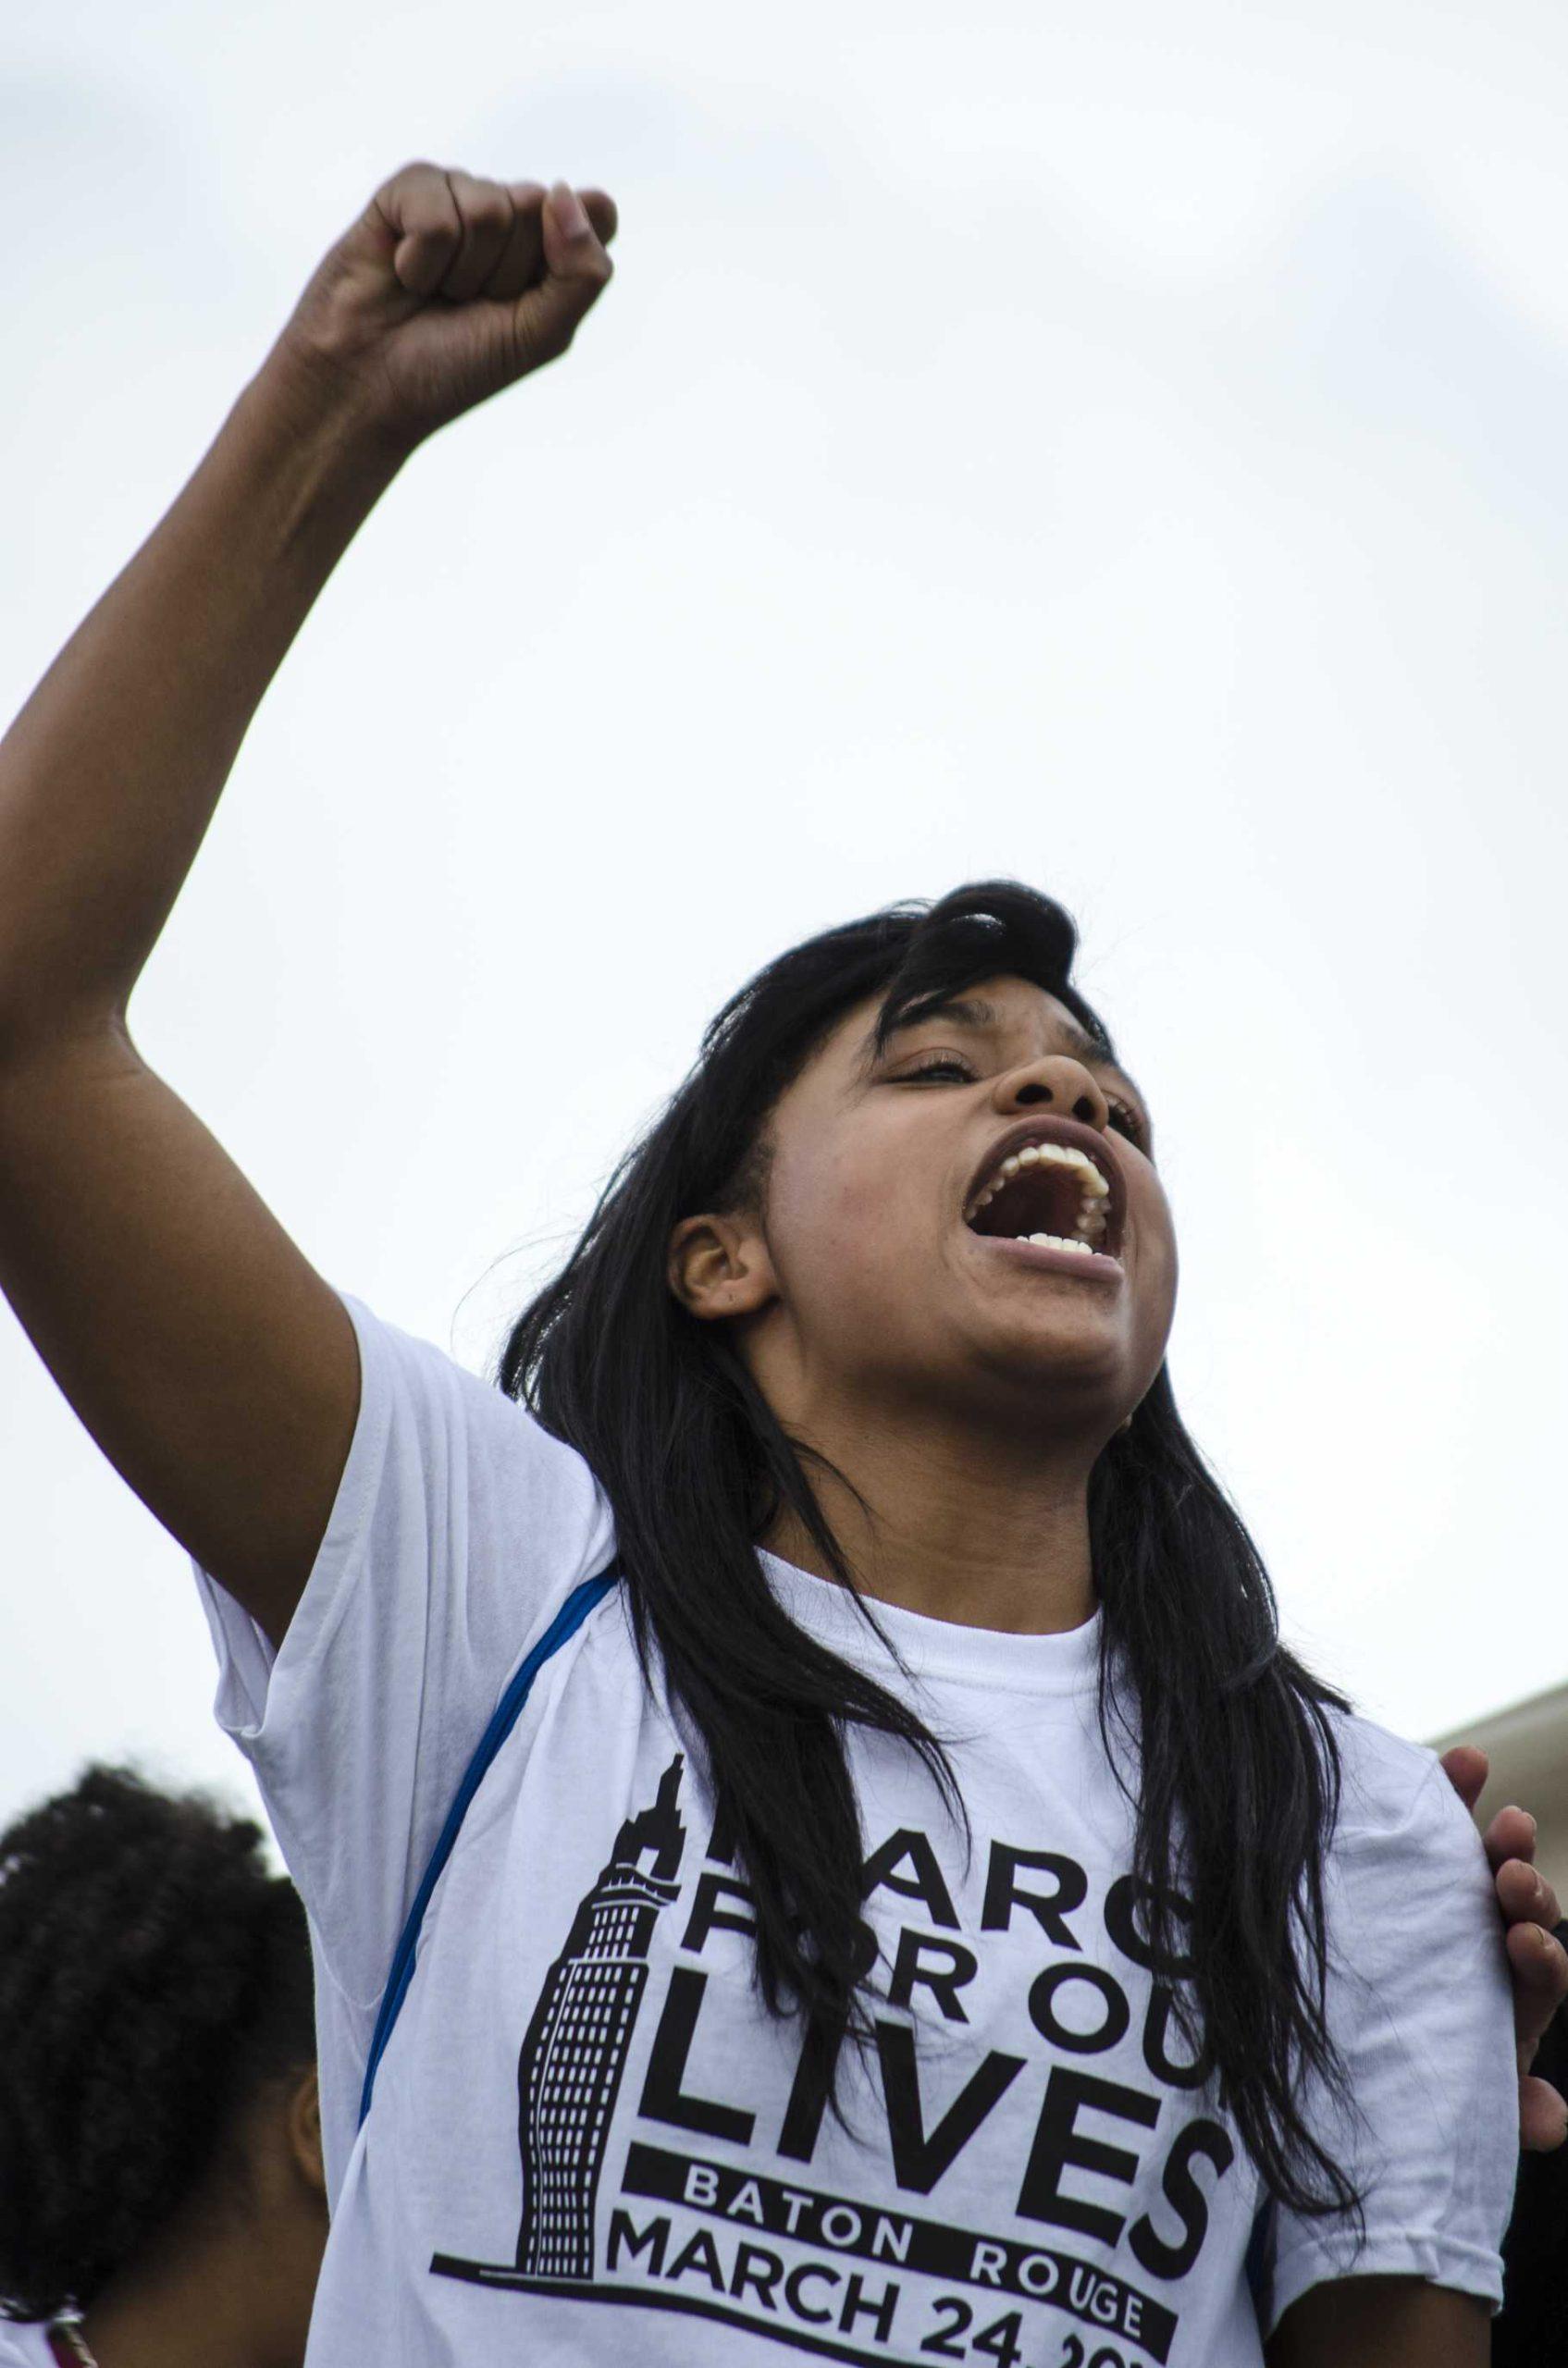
[0,165,615,1644]
[1266,2276,1489,2367]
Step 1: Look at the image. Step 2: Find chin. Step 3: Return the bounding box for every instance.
[960,1316,1138,1407]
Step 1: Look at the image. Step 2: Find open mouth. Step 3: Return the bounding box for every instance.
[963,1125,1124,1261]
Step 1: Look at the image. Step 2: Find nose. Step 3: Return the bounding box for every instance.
[993,1055,1111,1131]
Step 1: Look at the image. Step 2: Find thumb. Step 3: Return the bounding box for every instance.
[511,181,614,375]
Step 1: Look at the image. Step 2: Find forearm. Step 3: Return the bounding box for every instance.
[0,356,404,1050]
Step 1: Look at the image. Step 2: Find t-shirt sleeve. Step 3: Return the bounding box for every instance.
[1255,1735,1520,2336]
[194,1292,615,2011]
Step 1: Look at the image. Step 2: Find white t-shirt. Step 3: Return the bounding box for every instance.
[198,1298,1517,2368]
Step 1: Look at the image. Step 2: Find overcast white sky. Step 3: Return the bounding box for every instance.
[4,0,1567,1841]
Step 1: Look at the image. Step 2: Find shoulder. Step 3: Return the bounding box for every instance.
[340,1291,602,1513]
[1323,1704,1480,1870]
[1314,1706,1501,2011]
[340,1291,530,1432]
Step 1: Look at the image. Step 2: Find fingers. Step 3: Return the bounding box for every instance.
[470,183,618,306]
[1494,1840,1565,2061]
[539,180,615,279]
[507,181,614,373]
[1439,1744,1488,1817]
[438,169,519,303]
[1520,2069,1568,2152]
[1484,1801,1540,1877]
[485,181,549,302]
[580,188,619,245]
[377,162,464,299]
[1506,1906,1568,2046]
[373,164,616,314]
[1497,1852,1562,1935]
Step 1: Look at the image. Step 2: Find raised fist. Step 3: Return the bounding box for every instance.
[269,163,617,449]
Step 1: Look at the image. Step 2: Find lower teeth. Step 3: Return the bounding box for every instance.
[1025,1232,1094,1256]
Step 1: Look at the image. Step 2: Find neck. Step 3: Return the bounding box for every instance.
[75,2214,305,2368]
[760,1387,1099,1634]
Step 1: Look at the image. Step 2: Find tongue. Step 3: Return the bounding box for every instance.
[972,1166,1082,1240]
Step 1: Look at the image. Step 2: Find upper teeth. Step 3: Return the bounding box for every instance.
[966,1141,1112,1232]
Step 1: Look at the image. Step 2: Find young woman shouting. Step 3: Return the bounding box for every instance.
[0,165,1562,2368]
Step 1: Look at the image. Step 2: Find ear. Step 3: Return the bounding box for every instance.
[284,2067,327,2200]
[668,1211,778,1322]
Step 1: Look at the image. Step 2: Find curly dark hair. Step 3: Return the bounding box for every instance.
[0,1763,314,2322]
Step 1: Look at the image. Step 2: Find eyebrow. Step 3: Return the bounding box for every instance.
[878,994,1147,1109]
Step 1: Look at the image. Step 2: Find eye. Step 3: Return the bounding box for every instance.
[900,1055,977,1085]
[1105,1094,1147,1149]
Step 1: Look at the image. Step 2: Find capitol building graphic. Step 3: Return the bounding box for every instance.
[513,1753,688,2278]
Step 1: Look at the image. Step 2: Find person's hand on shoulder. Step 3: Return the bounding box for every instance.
[1441,1745,1568,2152]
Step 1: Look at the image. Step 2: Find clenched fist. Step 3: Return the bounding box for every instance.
[268,163,617,450]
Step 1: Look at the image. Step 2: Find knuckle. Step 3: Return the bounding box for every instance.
[450,169,509,215]
[374,159,461,244]
[380,157,442,197]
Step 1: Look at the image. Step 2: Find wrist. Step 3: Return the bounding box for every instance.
[213,349,413,569]
[244,339,415,487]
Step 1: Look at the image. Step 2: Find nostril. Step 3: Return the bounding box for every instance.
[1016,1083,1053,1105]
[1071,1093,1097,1122]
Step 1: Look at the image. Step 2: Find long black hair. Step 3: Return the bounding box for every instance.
[0,1764,315,2322]
[501,880,1355,2214]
